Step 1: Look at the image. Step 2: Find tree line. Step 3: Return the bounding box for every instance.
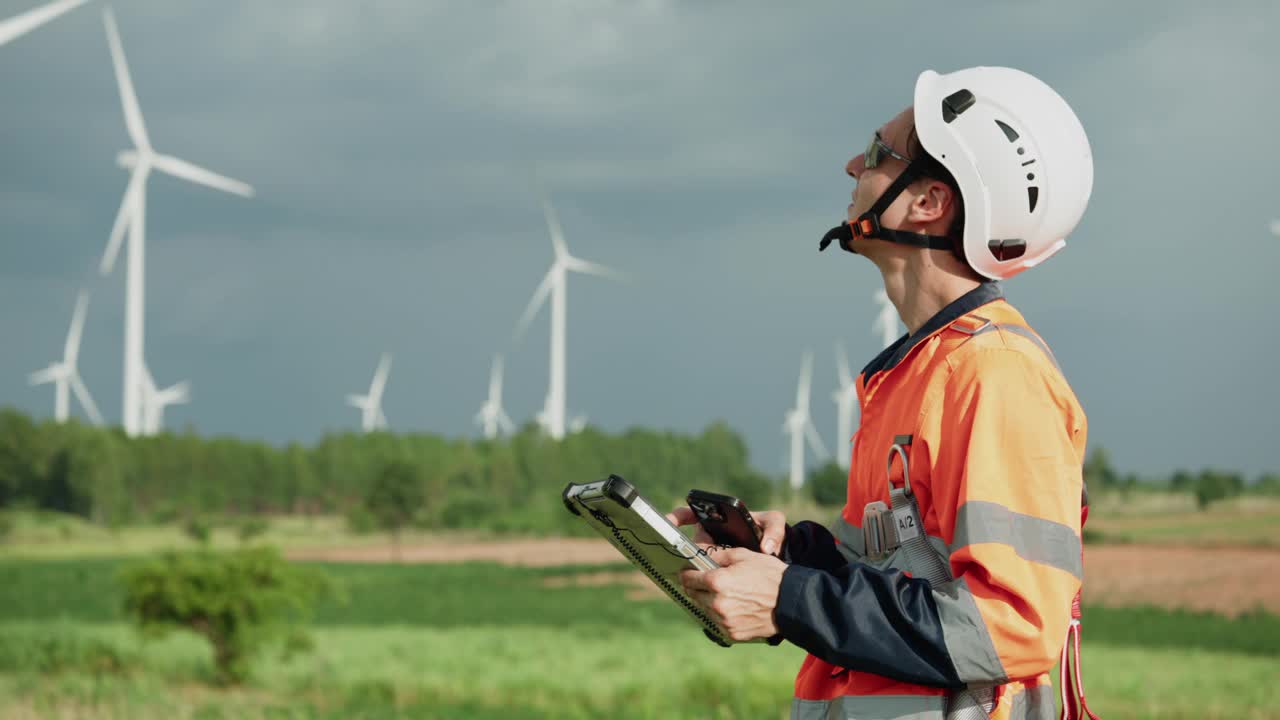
[1,408,1275,532]
[0,409,771,534]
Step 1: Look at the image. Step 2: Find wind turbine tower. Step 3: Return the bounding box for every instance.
[514,191,621,440]
[475,354,515,439]
[783,351,828,490]
[831,343,858,469]
[29,289,104,425]
[873,289,903,349]
[98,8,254,436]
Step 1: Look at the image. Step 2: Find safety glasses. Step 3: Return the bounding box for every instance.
[864,132,912,170]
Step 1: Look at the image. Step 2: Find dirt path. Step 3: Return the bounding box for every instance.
[287,540,1280,616]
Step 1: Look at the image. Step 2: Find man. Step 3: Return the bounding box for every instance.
[670,67,1095,720]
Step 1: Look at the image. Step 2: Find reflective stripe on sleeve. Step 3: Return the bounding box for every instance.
[933,576,1009,686]
[1008,683,1056,719]
[950,500,1083,579]
[831,514,866,561]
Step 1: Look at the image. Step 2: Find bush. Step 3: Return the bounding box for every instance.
[237,516,270,544]
[121,546,335,684]
[1194,470,1243,510]
[0,512,13,542]
[807,462,848,507]
[184,516,212,544]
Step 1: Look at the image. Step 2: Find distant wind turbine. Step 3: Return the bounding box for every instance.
[514,189,622,440]
[139,365,188,435]
[474,354,515,439]
[568,415,588,434]
[0,0,87,48]
[783,351,827,490]
[1269,219,1280,238]
[873,289,903,349]
[98,7,254,437]
[347,353,391,432]
[29,289,104,425]
[831,342,858,469]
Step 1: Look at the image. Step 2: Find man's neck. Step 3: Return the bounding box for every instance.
[884,267,982,335]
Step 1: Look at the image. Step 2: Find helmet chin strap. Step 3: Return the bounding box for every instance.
[818,162,955,254]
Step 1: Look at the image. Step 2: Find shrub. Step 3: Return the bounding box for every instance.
[121,546,334,684]
[184,516,212,545]
[237,516,270,544]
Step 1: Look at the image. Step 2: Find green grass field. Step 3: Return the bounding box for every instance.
[1,556,1278,719]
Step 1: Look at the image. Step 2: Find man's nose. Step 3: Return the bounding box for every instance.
[846,154,865,179]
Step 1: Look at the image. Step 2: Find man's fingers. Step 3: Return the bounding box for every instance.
[666,506,697,527]
[754,510,788,556]
[680,568,708,593]
[713,547,756,566]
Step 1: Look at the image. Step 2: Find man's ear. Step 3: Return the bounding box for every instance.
[906,180,953,225]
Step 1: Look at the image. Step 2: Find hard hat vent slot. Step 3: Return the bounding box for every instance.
[995,119,1020,142]
[1027,187,1040,213]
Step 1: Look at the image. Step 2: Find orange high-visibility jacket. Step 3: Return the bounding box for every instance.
[776,283,1086,720]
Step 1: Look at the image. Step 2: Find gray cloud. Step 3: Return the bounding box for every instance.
[2,0,1278,478]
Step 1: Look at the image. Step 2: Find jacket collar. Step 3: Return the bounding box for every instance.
[860,281,1004,379]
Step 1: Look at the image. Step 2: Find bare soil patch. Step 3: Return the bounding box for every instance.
[289,538,1280,616]
[1083,545,1280,616]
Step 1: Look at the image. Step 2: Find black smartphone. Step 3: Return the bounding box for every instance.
[686,489,762,552]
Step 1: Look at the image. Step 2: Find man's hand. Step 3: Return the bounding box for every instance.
[665,507,788,557]
[679,547,788,642]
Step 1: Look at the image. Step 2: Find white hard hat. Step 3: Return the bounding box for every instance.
[914,67,1094,280]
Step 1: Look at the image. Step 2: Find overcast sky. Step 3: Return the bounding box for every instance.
[2,0,1278,479]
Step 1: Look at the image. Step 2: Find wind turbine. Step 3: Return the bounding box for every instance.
[29,289,104,425]
[514,190,621,440]
[0,0,86,48]
[98,8,254,437]
[873,289,903,349]
[474,354,515,439]
[347,353,391,432]
[139,365,188,435]
[831,343,858,469]
[783,351,827,490]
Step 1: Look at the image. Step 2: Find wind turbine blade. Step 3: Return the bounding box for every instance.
[804,419,829,458]
[102,7,150,151]
[489,354,503,398]
[160,381,190,404]
[152,154,254,198]
[101,170,144,275]
[514,268,554,340]
[65,290,89,364]
[69,373,104,425]
[564,257,624,281]
[0,0,87,48]
[497,409,515,435]
[796,352,813,410]
[539,194,568,260]
[28,364,63,385]
[346,394,366,409]
[1270,219,1280,237]
[835,343,852,385]
[369,353,392,399]
[376,408,388,429]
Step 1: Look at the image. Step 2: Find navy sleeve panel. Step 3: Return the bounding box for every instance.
[781,521,847,572]
[775,563,964,688]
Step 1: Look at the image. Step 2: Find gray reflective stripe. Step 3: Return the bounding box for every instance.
[969,322,1061,373]
[832,515,866,561]
[933,576,1009,686]
[792,695,946,719]
[1008,684,1056,720]
[951,500,1083,579]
